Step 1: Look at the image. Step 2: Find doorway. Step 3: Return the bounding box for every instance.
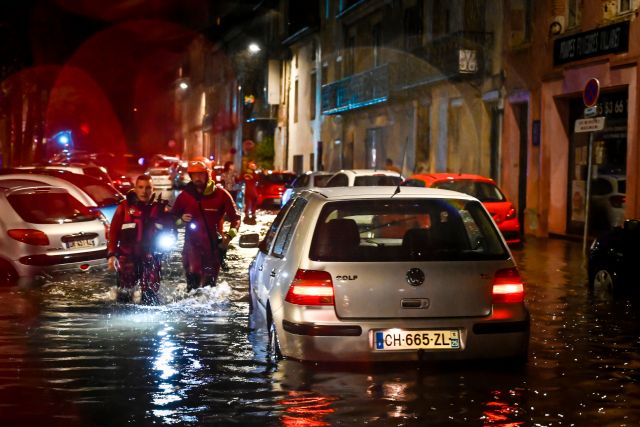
[365,127,384,169]
[513,103,528,237]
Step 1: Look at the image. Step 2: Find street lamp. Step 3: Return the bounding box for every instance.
[248,43,261,54]
[179,81,189,90]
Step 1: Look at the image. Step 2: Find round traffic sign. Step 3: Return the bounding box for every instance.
[583,78,600,107]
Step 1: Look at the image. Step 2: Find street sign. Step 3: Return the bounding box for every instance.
[575,117,605,133]
[583,106,600,117]
[583,78,600,107]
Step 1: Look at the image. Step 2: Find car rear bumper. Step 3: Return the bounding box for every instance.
[275,308,530,362]
[497,219,521,245]
[15,249,108,277]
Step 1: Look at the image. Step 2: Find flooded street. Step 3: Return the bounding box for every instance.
[0,215,639,426]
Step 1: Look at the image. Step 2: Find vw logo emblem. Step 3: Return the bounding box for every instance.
[406,268,425,287]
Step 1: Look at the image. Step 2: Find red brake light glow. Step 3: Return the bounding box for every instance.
[8,229,50,246]
[285,269,334,306]
[492,268,524,303]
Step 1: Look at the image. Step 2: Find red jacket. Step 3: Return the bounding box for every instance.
[242,170,259,197]
[171,181,241,251]
[108,192,170,258]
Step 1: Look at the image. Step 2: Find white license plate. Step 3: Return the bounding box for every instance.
[374,329,460,351]
[67,239,95,249]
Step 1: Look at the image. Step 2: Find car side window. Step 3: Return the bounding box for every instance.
[327,173,348,187]
[263,198,295,251]
[272,198,308,258]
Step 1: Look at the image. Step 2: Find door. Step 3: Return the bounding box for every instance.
[514,103,528,237]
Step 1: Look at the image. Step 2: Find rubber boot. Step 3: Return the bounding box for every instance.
[186,273,201,292]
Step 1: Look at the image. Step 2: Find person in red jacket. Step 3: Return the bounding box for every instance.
[171,161,241,290]
[242,161,259,225]
[107,175,173,304]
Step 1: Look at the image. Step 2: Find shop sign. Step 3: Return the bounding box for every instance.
[553,21,629,66]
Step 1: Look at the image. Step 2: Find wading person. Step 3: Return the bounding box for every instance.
[241,161,259,225]
[171,161,241,291]
[107,175,171,304]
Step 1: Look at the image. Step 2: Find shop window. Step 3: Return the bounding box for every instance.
[567,0,582,28]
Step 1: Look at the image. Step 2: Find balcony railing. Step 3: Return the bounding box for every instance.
[320,32,493,115]
[321,63,393,115]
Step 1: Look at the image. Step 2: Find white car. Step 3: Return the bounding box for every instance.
[325,169,403,187]
[247,186,529,363]
[590,174,626,229]
[0,179,108,286]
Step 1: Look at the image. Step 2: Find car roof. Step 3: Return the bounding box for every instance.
[406,172,496,184]
[307,185,476,201]
[333,169,402,177]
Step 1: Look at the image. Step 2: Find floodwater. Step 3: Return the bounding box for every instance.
[0,216,639,426]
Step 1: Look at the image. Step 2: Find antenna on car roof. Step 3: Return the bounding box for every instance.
[391,136,409,198]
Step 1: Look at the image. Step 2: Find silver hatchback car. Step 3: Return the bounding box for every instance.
[0,180,108,286]
[248,186,529,363]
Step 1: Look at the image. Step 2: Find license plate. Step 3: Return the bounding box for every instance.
[67,239,95,249]
[374,329,460,351]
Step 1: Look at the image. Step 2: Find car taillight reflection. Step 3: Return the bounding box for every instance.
[285,269,334,306]
[492,268,524,303]
[505,205,517,220]
[8,229,50,246]
[609,194,626,208]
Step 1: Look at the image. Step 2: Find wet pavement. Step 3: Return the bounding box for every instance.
[0,214,639,426]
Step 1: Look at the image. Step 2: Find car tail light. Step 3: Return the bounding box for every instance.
[609,195,625,208]
[505,205,517,220]
[285,269,334,306]
[492,268,524,303]
[8,229,50,246]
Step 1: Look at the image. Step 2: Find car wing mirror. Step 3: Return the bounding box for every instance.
[239,232,261,249]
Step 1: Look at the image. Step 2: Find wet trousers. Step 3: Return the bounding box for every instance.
[182,244,220,290]
[116,254,161,292]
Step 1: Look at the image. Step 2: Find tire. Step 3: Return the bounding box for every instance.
[592,267,615,291]
[267,308,282,361]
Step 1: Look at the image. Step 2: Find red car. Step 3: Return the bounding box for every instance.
[402,173,522,246]
[256,171,297,207]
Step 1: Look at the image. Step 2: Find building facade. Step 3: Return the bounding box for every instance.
[503,0,640,237]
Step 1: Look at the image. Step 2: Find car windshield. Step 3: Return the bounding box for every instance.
[8,191,95,224]
[354,175,402,186]
[432,180,506,202]
[310,199,508,262]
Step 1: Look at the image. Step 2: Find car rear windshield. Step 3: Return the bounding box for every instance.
[354,175,402,186]
[310,199,508,262]
[61,175,124,207]
[432,180,506,202]
[8,192,95,224]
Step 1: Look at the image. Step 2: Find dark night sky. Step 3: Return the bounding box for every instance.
[0,0,264,156]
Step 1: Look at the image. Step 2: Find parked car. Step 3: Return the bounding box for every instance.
[0,171,123,222]
[281,171,334,207]
[245,186,529,362]
[24,163,113,185]
[325,169,403,187]
[256,171,297,207]
[403,173,521,246]
[145,165,175,192]
[590,174,626,231]
[48,151,136,193]
[0,180,108,286]
[172,161,191,189]
[588,219,640,292]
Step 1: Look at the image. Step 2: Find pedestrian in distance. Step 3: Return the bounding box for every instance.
[107,175,174,305]
[220,161,240,202]
[385,158,401,173]
[171,160,241,291]
[242,161,259,225]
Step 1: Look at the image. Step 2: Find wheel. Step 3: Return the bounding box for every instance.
[592,268,615,291]
[267,309,282,361]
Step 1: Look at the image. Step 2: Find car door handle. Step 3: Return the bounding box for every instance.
[270,269,276,277]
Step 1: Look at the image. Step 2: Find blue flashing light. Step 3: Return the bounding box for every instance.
[52,130,73,147]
